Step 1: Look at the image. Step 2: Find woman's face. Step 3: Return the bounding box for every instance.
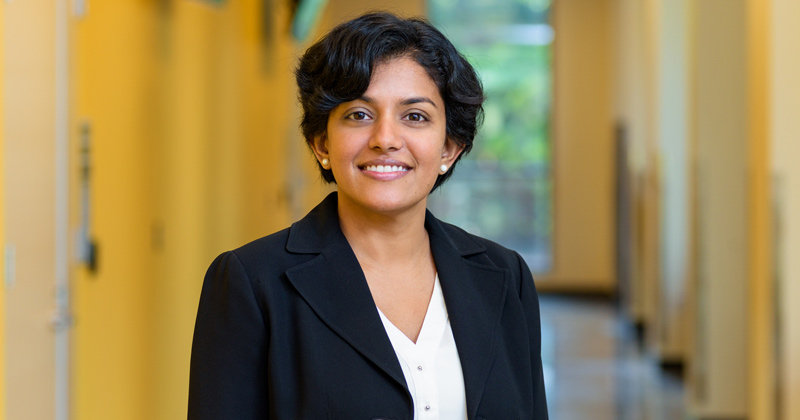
[313,56,462,217]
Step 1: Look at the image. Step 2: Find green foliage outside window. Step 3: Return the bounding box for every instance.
[428,0,553,272]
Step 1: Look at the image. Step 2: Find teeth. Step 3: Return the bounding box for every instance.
[365,165,408,173]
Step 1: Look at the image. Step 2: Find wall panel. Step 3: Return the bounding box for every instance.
[2,1,58,419]
[0,1,5,418]
[771,1,800,418]
[687,0,748,416]
[541,0,616,292]
[746,0,774,419]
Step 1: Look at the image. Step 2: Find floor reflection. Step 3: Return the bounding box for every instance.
[539,295,685,420]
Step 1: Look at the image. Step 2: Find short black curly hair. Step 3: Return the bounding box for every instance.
[295,11,485,191]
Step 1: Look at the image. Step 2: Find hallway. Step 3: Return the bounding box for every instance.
[2,0,800,418]
[540,295,685,420]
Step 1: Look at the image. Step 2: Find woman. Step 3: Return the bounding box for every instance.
[189,12,548,420]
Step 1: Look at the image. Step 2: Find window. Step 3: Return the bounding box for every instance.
[427,0,553,273]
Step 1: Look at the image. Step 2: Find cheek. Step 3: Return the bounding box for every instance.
[328,137,365,173]
[326,132,352,158]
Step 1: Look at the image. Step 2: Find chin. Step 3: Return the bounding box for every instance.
[348,190,428,216]
[366,197,417,214]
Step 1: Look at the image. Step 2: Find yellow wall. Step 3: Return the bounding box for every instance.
[71,1,298,417]
[746,0,773,419]
[72,1,159,417]
[541,0,616,292]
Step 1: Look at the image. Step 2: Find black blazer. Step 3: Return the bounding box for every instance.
[189,192,548,420]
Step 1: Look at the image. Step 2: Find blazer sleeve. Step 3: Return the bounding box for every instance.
[515,251,550,419]
[188,251,270,419]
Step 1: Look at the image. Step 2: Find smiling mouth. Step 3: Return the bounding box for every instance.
[361,164,410,173]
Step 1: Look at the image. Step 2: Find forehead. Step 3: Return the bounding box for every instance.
[365,56,442,103]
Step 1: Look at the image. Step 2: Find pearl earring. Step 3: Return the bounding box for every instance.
[440,164,448,172]
[321,158,329,167]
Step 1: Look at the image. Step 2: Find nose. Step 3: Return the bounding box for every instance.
[368,116,403,151]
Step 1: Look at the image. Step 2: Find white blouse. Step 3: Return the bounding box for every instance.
[376,274,468,420]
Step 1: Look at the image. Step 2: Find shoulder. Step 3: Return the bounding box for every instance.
[214,226,311,281]
[230,226,291,263]
[434,217,528,275]
[208,192,342,280]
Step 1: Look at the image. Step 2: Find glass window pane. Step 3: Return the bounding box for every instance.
[428,0,553,273]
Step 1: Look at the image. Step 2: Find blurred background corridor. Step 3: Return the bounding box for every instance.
[1,0,799,419]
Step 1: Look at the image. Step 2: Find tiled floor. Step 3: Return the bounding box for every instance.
[539,295,685,420]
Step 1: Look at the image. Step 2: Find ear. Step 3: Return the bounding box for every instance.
[440,137,464,173]
[310,133,330,168]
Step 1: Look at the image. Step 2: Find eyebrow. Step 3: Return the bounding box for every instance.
[360,96,438,108]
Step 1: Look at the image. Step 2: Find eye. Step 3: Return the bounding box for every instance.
[405,113,427,122]
[346,111,370,121]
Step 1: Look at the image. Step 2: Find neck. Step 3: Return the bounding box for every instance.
[337,195,431,267]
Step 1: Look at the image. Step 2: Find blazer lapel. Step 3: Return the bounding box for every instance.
[283,193,407,390]
[426,212,509,420]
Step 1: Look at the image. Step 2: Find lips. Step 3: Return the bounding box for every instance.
[357,160,412,181]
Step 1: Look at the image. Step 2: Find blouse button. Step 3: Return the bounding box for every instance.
[425,404,431,411]
[417,365,423,371]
